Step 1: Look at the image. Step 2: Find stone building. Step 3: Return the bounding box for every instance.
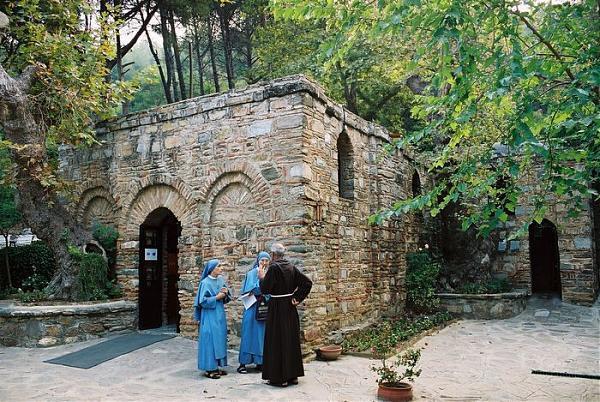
[491,167,599,305]
[59,75,423,349]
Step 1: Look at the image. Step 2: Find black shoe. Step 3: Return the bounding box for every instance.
[288,378,298,385]
[255,364,262,372]
[237,365,248,374]
[267,381,288,387]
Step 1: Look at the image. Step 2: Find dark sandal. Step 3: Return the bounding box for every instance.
[288,378,298,385]
[204,371,220,379]
[267,381,288,387]
[218,369,228,376]
[237,365,248,374]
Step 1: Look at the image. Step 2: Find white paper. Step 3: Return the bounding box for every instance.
[238,292,257,310]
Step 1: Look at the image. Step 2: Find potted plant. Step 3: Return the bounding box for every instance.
[371,323,422,402]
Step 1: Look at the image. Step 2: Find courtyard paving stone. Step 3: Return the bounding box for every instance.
[0,295,598,401]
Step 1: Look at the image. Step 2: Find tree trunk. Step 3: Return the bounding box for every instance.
[0,65,92,300]
[217,8,235,90]
[207,14,220,93]
[3,234,12,289]
[168,9,187,100]
[193,25,205,96]
[142,10,170,103]
[115,0,129,115]
[159,1,177,102]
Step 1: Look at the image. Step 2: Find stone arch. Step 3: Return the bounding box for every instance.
[77,185,117,229]
[202,173,269,338]
[122,183,196,237]
[119,174,194,211]
[198,161,271,206]
[337,131,355,200]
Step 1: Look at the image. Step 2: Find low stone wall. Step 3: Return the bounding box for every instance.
[0,300,137,347]
[437,291,528,319]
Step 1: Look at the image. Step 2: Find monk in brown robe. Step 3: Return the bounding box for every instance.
[258,243,312,387]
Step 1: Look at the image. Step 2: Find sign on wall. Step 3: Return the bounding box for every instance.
[145,248,158,261]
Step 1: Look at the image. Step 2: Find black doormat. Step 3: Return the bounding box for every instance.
[45,333,176,369]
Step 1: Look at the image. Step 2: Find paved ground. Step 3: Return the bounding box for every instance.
[0,295,598,401]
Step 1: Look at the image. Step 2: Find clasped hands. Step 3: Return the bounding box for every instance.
[216,287,228,300]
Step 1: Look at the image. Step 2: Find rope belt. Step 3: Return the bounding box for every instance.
[270,293,294,298]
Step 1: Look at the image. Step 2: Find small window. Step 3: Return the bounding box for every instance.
[412,171,421,197]
[337,132,354,200]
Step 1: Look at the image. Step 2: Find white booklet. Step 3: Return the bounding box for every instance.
[238,292,257,310]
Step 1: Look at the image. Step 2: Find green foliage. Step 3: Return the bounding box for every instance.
[21,268,50,292]
[17,289,48,303]
[1,0,135,189]
[368,321,422,385]
[372,347,422,385]
[458,278,512,294]
[91,221,119,274]
[253,11,420,133]
[127,66,167,113]
[405,249,440,314]
[0,186,21,235]
[0,242,56,290]
[272,0,600,237]
[341,312,451,353]
[70,248,110,301]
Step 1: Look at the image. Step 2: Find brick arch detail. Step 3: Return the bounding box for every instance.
[121,182,197,237]
[119,174,195,213]
[198,162,271,207]
[76,184,117,224]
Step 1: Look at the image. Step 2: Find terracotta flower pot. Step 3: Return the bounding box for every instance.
[318,345,342,360]
[377,382,413,402]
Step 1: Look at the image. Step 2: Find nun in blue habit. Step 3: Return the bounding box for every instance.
[193,259,230,379]
[237,251,270,373]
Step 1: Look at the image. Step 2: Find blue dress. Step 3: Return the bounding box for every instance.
[238,267,266,365]
[194,275,229,371]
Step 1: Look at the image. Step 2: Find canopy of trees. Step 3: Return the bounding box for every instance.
[0,0,598,297]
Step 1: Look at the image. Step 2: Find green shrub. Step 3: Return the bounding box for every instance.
[405,249,440,314]
[91,222,119,278]
[77,252,110,301]
[341,311,452,353]
[0,242,56,290]
[458,278,512,294]
[17,289,47,303]
[21,269,50,292]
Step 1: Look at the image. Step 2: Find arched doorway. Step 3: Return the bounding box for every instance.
[139,207,181,330]
[529,219,561,296]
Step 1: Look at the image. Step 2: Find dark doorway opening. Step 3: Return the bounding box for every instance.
[529,219,561,296]
[139,208,181,331]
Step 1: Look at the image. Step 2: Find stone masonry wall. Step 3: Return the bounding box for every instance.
[492,167,599,305]
[59,75,422,349]
[299,95,421,348]
[0,301,136,347]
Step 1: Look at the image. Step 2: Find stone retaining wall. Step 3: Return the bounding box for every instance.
[437,292,528,319]
[0,300,137,347]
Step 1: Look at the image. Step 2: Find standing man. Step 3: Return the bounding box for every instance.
[258,243,312,387]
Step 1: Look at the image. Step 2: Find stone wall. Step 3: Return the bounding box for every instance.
[437,292,527,319]
[299,97,421,347]
[0,301,136,347]
[59,75,421,350]
[491,168,599,305]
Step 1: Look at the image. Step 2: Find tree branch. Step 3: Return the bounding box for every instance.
[106,4,158,71]
[512,11,575,81]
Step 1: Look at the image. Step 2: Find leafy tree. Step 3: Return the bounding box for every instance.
[271,0,600,236]
[252,15,420,133]
[0,186,21,288]
[0,2,133,299]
